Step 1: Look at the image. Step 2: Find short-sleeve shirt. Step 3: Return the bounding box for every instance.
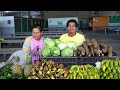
[59,33,86,46]
[22,36,32,51]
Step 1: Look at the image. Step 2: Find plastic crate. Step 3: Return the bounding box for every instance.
[41,52,119,67]
[41,56,78,67]
[79,52,119,66]
[78,56,118,66]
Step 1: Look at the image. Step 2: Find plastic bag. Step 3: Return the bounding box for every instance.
[0,62,6,68]
[95,61,101,69]
[6,50,31,68]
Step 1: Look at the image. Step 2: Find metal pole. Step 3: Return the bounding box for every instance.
[40,11,44,28]
[20,11,23,32]
[20,17,22,32]
[27,18,28,32]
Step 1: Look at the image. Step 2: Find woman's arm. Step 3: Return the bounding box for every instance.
[22,36,32,51]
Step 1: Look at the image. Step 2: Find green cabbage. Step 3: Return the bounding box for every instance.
[66,41,77,50]
[54,39,61,47]
[57,42,67,50]
[44,37,55,49]
[61,47,73,57]
[41,47,51,57]
[51,47,60,56]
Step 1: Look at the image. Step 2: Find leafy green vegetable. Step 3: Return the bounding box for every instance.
[66,41,77,50]
[57,42,67,50]
[44,37,55,49]
[41,47,51,57]
[0,65,23,79]
[51,47,60,56]
[54,39,61,47]
[61,47,73,57]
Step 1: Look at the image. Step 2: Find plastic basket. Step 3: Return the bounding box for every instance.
[79,52,119,66]
[41,52,119,67]
[41,56,78,67]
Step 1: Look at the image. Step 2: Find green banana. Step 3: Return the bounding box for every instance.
[114,60,118,67]
[105,60,110,67]
[109,73,113,79]
[78,71,84,79]
[117,67,120,73]
[101,60,107,66]
[110,60,114,67]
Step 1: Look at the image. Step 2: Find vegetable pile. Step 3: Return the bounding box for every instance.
[73,39,113,57]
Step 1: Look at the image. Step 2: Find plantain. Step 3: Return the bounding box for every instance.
[39,66,43,70]
[28,76,32,79]
[38,70,42,75]
[52,67,57,71]
[32,68,36,75]
[64,71,69,78]
[32,76,39,79]
[51,75,55,79]
[46,70,50,74]
[59,69,66,75]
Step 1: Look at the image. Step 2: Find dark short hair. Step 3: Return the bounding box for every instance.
[32,24,43,32]
[66,19,78,27]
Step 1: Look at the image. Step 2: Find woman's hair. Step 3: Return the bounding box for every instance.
[32,24,43,32]
[66,19,78,27]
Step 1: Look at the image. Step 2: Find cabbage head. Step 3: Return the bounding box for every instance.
[51,47,60,56]
[44,37,55,48]
[57,42,67,50]
[41,47,51,57]
[61,47,73,57]
[54,39,61,47]
[66,41,77,50]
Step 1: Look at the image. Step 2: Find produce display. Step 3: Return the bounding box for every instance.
[0,38,118,79]
[27,60,69,79]
[0,54,119,79]
[100,60,120,79]
[41,38,113,57]
[68,64,100,79]
[0,65,23,79]
[41,37,77,57]
[74,39,113,57]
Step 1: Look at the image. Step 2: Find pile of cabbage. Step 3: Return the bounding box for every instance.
[40,37,77,57]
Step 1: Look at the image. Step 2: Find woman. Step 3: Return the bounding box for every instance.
[22,24,44,65]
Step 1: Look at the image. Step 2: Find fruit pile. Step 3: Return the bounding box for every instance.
[1,54,120,79]
[68,64,100,79]
[27,60,69,79]
[100,60,120,79]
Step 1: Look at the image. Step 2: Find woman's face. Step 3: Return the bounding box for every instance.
[67,22,77,34]
[32,28,42,40]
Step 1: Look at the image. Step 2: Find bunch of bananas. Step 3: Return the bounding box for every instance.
[68,64,100,79]
[27,59,69,79]
[100,60,120,79]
